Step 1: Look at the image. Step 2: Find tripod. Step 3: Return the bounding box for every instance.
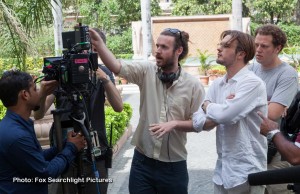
[51,96,101,194]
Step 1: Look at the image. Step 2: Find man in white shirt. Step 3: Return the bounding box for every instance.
[193,30,268,194]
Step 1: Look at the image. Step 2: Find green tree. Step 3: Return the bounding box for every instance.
[0,0,55,71]
[296,0,300,25]
[172,0,244,16]
[79,0,162,33]
[245,0,297,24]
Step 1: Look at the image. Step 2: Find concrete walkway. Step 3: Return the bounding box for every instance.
[108,84,217,194]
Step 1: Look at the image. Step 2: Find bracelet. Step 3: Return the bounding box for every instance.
[100,74,111,85]
[201,101,210,113]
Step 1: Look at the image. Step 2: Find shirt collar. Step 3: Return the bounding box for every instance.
[6,110,34,126]
[219,66,249,86]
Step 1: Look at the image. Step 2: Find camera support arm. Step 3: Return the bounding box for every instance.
[70,112,101,194]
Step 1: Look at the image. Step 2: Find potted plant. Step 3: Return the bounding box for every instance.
[197,49,214,85]
[207,65,226,82]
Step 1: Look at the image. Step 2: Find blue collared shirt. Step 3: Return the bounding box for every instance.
[0,110,77,194]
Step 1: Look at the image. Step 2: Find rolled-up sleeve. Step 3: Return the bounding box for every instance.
[206,78,266,124]
[192,106,207,132]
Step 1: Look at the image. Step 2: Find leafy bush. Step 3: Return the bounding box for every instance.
[115,54,134,59]
[0,101,6,121]
[278,23,300,46]
[105,102,133,146]
[123,103,133,125]
[107,28,133,55]
[0,57,43,75]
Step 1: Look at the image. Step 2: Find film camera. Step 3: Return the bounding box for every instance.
[42,24,98,94]
[41,25,111,193]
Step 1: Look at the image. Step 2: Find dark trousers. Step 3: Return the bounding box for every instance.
[48,158,108,194]
[129,149,188,194]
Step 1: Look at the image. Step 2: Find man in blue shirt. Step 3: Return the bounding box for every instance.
[0,70,86,194]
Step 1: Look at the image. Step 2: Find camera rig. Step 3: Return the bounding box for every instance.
[40,24,106,194]
[43,24,98,95]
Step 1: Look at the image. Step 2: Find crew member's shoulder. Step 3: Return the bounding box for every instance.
[245,70,266,87]
[120,59,156,67]
[247,61,260,72]
[280,62,298,75]
[0,119,29,144]
[181,70,199,82]
[180,71,204,90]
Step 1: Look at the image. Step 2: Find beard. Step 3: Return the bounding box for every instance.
[33,105,40,112]
[156,52,176,71]
[216,58,225,66]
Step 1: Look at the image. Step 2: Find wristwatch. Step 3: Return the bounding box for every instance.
[266,129,280,142]
[201,101,210,113]
[100,74,110,85]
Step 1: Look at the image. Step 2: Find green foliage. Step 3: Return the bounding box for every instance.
[246,0,297,24]
[172,0,231,16]
[172,0,202,16]
[250,22,260,36]
[32,27,55,57]
[0,57,43,75]
[107,28,133,55]
[197,49,214,75]
[115,54,134,59]
[278,23,300,46]
[123,103,133,124]
[105,102,133,146]
[0,101,6,121]
[207,65,226,76]
[282,45,300,70]
[172,0,297,24]
[79,0,161,32]
[0,0,55,71]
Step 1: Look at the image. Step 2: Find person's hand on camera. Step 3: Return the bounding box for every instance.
[96,68,111,85]
[96,68,108,81]
[67,131,86,152]
[257,111,279,136]
[39,80,58,99]
[89,28,104,48]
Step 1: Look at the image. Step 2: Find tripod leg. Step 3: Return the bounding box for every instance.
[76,153,86,194]
[52,110,70,194]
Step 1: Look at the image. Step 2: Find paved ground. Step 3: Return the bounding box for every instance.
[107,84,217,194]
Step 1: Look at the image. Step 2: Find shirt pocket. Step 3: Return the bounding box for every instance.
[167,96,187,118]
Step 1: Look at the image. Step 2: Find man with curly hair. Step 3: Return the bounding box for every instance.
[249,24,299,194]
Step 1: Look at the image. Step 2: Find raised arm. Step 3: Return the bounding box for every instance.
[96,68,123,112]
[89,28,122,74]
[34,80,57,120]
[258,112,300,165]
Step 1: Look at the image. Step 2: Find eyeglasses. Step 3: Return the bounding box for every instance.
[164,28,183,42]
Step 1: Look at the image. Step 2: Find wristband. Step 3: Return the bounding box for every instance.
[100,74,110,85]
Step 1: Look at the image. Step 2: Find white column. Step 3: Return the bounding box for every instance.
[141,0,152,60]
[51,0,63,56]
[232,0,243,31]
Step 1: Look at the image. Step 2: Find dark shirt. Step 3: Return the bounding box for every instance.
[0,110,77,194]
[90,65,115,148]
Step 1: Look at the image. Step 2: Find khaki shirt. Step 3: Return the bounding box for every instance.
[119,60,205,162]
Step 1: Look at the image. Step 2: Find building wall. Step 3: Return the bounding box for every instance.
[151,15,232,57]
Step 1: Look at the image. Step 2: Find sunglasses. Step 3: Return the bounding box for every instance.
[164,28,183,42]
